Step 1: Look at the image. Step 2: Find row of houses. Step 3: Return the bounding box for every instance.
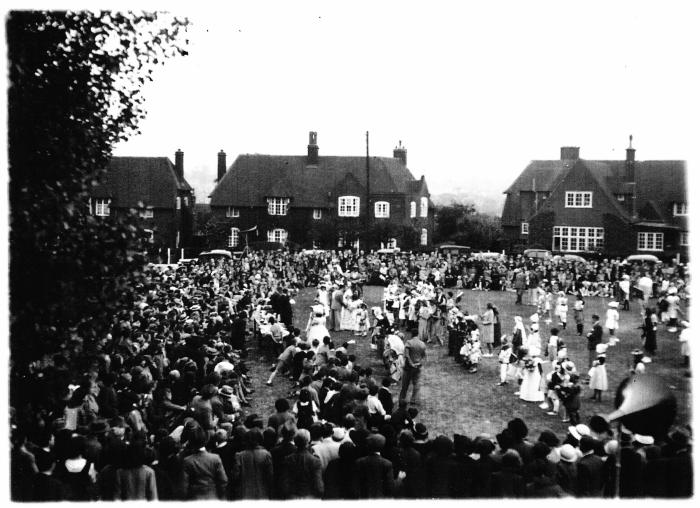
[90,132,688,258]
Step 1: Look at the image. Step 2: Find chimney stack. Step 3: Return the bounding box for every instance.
[307,131,319,165]
[217,150,227,182]
[393,140,407,166]
[560,146,580,161]
[175,149,184,179]
[626,134,636,164]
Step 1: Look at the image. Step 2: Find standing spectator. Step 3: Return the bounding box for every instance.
[30,449,67,501]
[270,421,297,499]
[641,307,659,358]
[588,355,608,402]
[573,292,585,336]
[323,441,357,499]
[114,442,158,500]
[491,449,525,498]
[586,315,603,369]
[232,428,273,499]
[619,274,631,310]
[10,429,37,501]
[267,398,294,431]
[182,428,228,500]
[282,429,324,498]
[53,435,99,501]
[555,444,579,495]
[481,303,495,356]
[605,302,620,343]
[576,435,605,497]
[399,329,427,405]
[353,433,395,498]
[514,269,526,305]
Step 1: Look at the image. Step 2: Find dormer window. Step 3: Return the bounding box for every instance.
[338,196,360,217]
[521,222,529,235]
[94,198,110,217]
[267,197,289,216]
[565,191,592,208]
[673,202,688,216]
[374,201,390,218]
[226,207,240,218]
[410,201,416,218]
[176,197,181,210]
[420,197,428,217]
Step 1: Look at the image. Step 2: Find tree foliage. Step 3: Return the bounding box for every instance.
[8,11,188,368]
[434,202,503,251]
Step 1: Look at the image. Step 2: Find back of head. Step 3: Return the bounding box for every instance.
[294,429,310,450]
[502,449,523,469]
[275,397,290,413]
[245,428,264,449]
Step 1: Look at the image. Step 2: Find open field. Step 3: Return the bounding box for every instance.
[246,286,691,439]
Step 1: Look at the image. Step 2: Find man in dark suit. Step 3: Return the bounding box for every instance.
[182,428,229,500]
[353,433,394,498]
[278,288,293,328]
[576,435,605,497]
[31,449,67,501]
[586,315,603,369]
[513,269,526,305]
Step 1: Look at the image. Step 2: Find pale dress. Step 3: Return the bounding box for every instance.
[588,363,609,391]
[520,359,545,402]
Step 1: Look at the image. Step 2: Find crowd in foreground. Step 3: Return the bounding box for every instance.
[9,248,692,499]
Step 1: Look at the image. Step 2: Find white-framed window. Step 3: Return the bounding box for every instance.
[228,227,240,248]
[638,232,664,251]
[176,197,181,210]
[387,238,397,249]
[313,208,322,220]
[374,201,390,218]
[267,197,289,216]
[410,201,416,218]
[673,202,688,216]
[420,197,429,217]
[521,222,529,235]
[226,206,240,218]
[267,228,288,244]
[338,196,360,217]
[565,191,593,208]
[552,226,604,252]
[680,232,689,246]
[139,207,154,219]
[143,228,154,243]
[94,199,110,217]
[420,228,428,246]
[615,194,626,202]
[183,197,189,207]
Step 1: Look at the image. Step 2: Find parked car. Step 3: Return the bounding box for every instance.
[552,254,586,264]
[624,254,661,264]
[198,249,233,262]
[437,244,472,257]
[523,248,552,260]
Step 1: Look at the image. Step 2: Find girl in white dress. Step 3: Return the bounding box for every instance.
[306,304,331,343]
[520,353,545,402]
[339,286,356,330]
[555,291,568,330]
[588,355,608,402]
[605,301,620,344]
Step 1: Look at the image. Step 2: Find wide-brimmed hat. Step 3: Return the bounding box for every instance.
[634,434,654,445]
[559,443,578,463]
[414,423,429,440]
[538,430,561,447]
[332,427,346,442]
[608,301,619,308]
[568,424,591,441]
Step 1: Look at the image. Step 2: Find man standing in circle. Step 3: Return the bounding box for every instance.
[399,329,427,405]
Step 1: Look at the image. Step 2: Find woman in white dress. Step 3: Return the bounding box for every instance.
[339,285,356,330]
[519,353,545,402]
[306,303,331,343]
[605,301,620,344]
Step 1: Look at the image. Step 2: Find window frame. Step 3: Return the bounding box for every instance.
[374,201,390,218]
[410,201,416,218]
[175,197,181,210]
[139,207,154,219]
[420,197,429,217]
[267,197,289,216]
[552,225,604,252]
[95,198,111,217]
[521,222,529,235]
[673,202,688,216]
[637,232,664,252]
[680,231,689,246]
[564,191,593,208]
[313,208,322,220]
[420,228,428,246]
[267,228,288,244]
[143,228,154,243]
[338,196,360,217]
[226,206,240,218]
[228,227,240,248]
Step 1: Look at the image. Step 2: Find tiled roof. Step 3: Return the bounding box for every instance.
[209,154,427,207]
[92,156,191,208]
[502,158,686,225]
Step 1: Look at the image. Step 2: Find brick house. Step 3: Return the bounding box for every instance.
[501,141,688,259]
[208,132,434,250]
[90,151,195,248]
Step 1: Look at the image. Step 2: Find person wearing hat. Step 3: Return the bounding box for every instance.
[587,353,608,402]
[678,319,690,371]
[330,285,344,332]
[555,291,568,330]
[353,433,394,498]
[576,434,605,497]
[619,274,631,311]
[666,285,681,333]
[555,443,579,495]
[642,307,659,359]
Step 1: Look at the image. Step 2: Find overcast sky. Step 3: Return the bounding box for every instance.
[111,0,698,207]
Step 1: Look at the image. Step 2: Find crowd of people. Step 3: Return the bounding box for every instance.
[9,247,692,500]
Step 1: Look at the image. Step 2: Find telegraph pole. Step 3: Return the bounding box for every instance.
[365,131,371,251]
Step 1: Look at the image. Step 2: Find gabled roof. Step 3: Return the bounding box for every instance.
[209,154,429,207]
[92,156,192,208]
[503,158,686,225]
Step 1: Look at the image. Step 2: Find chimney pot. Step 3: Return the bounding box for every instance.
[217,150,227,182]
[560,146,580,161]
[393,140,407,166]
[307,131,319,165]
[175,149,184,179]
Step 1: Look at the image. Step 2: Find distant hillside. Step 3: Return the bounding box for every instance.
[432,192,505,217]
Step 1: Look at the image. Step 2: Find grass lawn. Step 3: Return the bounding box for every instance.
[245,286,691,439]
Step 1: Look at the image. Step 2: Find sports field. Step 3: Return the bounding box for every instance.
[247,286,691,439]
